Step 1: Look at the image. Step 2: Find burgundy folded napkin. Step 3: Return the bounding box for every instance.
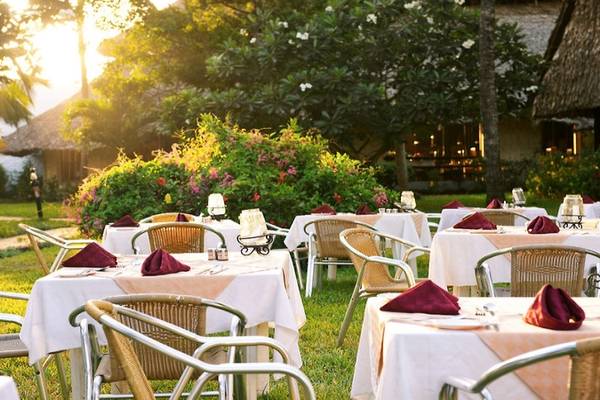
[486,198,503,209]
[111,214,139,227]
[141,249,191,276]
[453,212,497,230]
[311,204,336,214]
[62,243,117,268]
[175,213,189,222]
[527,216,560,234]
[441,200,464,209]
[356,203,374,215]
[583,194,595,204]
[380,280,460,315]
[524,284,585,330]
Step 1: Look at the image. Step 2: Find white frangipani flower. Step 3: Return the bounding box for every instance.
[278,21,288,28]
[526,85,538,92]
[250,37,256,44]
[299,82,313,92]
[404,1,421,10]
[288,39,295,45]
[455,0,465,5]
[296,32,309,40]
[325,5,334,12]
[240,28,248,36]
[366,13,377,24]
[426,16,433,24]
[462,39,475,49]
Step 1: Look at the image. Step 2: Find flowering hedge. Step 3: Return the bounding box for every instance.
[72,115,397,236]
[526,151,600,199]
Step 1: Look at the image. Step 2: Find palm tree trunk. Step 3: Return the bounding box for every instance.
[479,0,503,200]
[76,2,90,98]
[394,141,409,190]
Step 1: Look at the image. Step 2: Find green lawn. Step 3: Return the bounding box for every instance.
[0,201,68,219]
[417,193,562,215]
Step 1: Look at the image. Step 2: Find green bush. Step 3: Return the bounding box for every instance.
[72,115,397,236]
[526,150,600,199]
[0,164,7,197]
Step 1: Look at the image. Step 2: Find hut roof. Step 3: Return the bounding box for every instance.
[0,94,80,156]
[533,0,600,119]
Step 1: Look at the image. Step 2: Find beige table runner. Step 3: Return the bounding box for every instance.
[410,213,425,240]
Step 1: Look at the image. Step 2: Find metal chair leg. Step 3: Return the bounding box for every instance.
[53,353,70,400]
[33,362,49,400]
[305,256,316,297]
[337,283,362,347]
[50,247,68,272]
[292,250,304,290]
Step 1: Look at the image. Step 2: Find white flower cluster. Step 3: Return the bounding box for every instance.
[240,28,248,36]
[462,39,475,49]
[525,85,538,92]
[455,0,465,5]
[366,13,377,24]
[296,32,309,40]
[299,82,313,92]
[250,37,256,44]
[426,16,433,24]
[404,1,421,10]
[278,21,288,28]
[325,5,334,12]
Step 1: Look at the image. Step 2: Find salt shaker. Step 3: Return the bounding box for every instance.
[216,248,229,261]
[207,248,217,261]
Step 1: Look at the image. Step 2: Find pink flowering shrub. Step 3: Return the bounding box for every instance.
[72,115,397,236]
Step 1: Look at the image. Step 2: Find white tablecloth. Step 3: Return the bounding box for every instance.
[352,296,600,400]
[102,219,242,255]
[429,226,600,288]
[284,213,432,253]
[558,202,600,219]
[21,250,305,367]
[0,377,19,400]
[437,207,547,231]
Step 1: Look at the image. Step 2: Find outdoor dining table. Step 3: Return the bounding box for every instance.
[436,206,548,231]
[0,376,20,400]
[101,218,242,254]
[352,295,600,400]
[20,249,304,400]
[428,225,600,293]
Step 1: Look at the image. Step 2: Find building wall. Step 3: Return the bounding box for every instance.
[498,117,543,161]
[42,149,82,183]
[83,147,119,173]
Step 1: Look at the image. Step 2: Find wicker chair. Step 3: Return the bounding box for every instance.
[462,210,530,226]
[131,222,226,254]
[19,223,96,273]
[475,245,600,297]
[75,298,316,400]
[138,212,197,223]
[303,218,377,297]
[337,228,416,346]
[440,337,600,399]
[0,291,68,400]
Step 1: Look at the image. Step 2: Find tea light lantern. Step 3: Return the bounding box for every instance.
[237,209,273,255]
[560,194,584,229]
[207,193,227,220]
[512,187,526,207]
[400,191,417,211]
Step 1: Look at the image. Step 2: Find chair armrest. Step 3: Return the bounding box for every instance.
[0,291,29,301]
[365,256,416,286]
[195,335,292,365]
[266,222,289,233]
[267,230,288,238]
[0,313,24,326]
[402,246,431,262]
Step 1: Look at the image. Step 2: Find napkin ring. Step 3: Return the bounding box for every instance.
[236,234,274,256]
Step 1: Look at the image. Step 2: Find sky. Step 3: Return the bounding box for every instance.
[1,0,173,136]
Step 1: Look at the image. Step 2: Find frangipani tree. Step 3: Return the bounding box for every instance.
[162,0,540,188]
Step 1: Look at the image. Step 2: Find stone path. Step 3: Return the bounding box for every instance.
[0,226,80,251]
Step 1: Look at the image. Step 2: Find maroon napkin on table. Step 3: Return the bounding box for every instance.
[486,198,503,209]
[524,284,585,330]
[62,243,117,268]
[453,212,497,230]
[175,213,189,222]
[442,200,464,209]
[380,280,460,315]
[527,216,560,234]
[111,214,139,227]
[141,249,191,276]
[356,204,374,215]
[583,194,595,204]
[311,204,336,215]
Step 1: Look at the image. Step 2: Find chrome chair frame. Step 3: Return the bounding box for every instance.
[303,218,377,297]
[19,223,95,273]
[439,341,579,399]
[337,229,416,346]
[265,222,305,290]
[423,212,442,231]
[73,299,315,400]
[131,222,227,254]
[0,291,69,400]
[475,245,600,297]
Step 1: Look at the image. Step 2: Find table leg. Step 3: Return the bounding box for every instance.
[69,349,84,400]
[245,322,270,399]
[327,259,337,281]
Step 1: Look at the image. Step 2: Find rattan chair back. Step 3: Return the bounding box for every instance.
[140,213,195,223]
[307,219,374,258]
[340,228,396,290]
[569,337,600,399]
[147,223,205,253]
[465,210,530,226]
[85,300,155,400]
[510,246,586,296]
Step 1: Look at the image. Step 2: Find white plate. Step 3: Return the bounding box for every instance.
[57,268,100,278]
[425,318,487,330]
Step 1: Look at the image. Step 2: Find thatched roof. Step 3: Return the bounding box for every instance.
[0,94,80,156]
[533,0,600,118]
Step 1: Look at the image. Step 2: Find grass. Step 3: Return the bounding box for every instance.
[417,193,562,215]
[0,201,67,219]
